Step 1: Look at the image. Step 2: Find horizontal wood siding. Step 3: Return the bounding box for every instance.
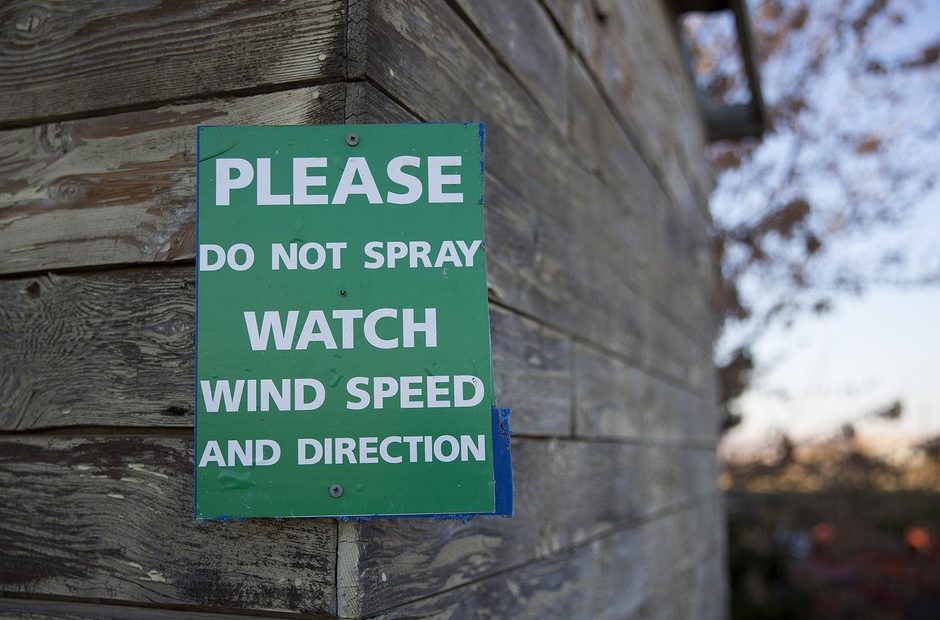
[0,267,579,437]
[0,435,336,615]
[338,0,724,616]
[0,0,724,617]
[0,85,346,275]
[340,441,718,616]
[367,498,723,619]
[0,0,346,126]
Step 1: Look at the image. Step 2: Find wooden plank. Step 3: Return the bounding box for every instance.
[340,438,717,616]
[371,529,647,619]
[452,0,569,133]
[0,85,346,275]
[0,266,574,435]
[356,0,571,213]
[636,549,726,620]
[558,0,714,215]
[574,343,642,440]
[0,435,336,615]
[0,0,345,125]
[449,0,717,347]
[0,268,195,430]
[367,496,721,619]
[491,306,573,436]
[645,445,718,514]
[349,13,714,386]
[568,57,716,346]
[0,598,267,619]
[574,343,718,443]
[538,0,568,34]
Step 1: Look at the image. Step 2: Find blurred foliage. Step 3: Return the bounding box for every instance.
[721,420,940,493]
[728,489,940,619]
[685,0,940,431]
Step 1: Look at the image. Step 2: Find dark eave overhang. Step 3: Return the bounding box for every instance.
[672,0,767,142]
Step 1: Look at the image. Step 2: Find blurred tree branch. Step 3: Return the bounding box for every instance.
[685,0,940,431]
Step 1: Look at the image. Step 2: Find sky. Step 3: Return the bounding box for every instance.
[719,0,940,454]
[723,190,940,454]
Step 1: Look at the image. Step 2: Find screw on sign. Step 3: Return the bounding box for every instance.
[194,124,512,519]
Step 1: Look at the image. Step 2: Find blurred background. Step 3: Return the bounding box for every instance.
[686,0,940,617]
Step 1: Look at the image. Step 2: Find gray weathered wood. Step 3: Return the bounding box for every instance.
[0,85,345,275]
[368,495,722,619]
[0,0,345,126]
[371,529,646,620]
[636,549,726,620]
[0,598,273,619]
[568,56,716,343]
[546,0,714,211]
[491,306,573,436]
[0,268,196,430]
[0,267,573,435]
[347,32,714,388]
[449,0,716,347]
[574,343,718,443]
[0,435,336,615]
[339,438,718,616]
[452,0,569,134]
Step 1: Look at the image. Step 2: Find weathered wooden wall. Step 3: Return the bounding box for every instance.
[0,0,725,618]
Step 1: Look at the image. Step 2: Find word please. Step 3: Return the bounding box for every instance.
[215,156,464,206]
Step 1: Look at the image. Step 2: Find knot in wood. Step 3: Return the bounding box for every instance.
[9,4,51,40]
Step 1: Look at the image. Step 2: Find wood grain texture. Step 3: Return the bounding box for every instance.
[348,12,714,388]
[0,85,345,275]
[368,495,722,619]
[547,0,714,214]
[452,0,569,134]
[574,343,718,444]
[372,529,647,620]
[0,267,573,435]
[0,598,276,620]
[341,438,718,616]
[0,0,345,125]
[0,435,336,615]
[448,0,716,348]
[0,268,196,430]
[491,305,573,436]
[568,57,716,344]
[636,549,727,620]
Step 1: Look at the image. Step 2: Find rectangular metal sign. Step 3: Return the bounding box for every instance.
[195,123,509,518]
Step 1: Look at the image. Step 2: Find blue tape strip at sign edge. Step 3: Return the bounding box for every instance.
[338,406,514,522]
[491,406,514,517]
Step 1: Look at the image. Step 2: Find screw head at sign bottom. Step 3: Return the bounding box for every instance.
[329,484,344,498]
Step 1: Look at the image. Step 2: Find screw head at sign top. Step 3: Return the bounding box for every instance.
[329,484,344,498]
[346,134,360,146]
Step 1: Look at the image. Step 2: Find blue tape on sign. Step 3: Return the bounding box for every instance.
[492,407,514,516]
[337,408,513,521]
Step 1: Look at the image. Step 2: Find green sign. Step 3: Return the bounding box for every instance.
[195,123,507,519]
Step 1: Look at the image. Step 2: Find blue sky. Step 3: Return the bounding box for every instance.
[725,172,940,453]
[721,0,940,452]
